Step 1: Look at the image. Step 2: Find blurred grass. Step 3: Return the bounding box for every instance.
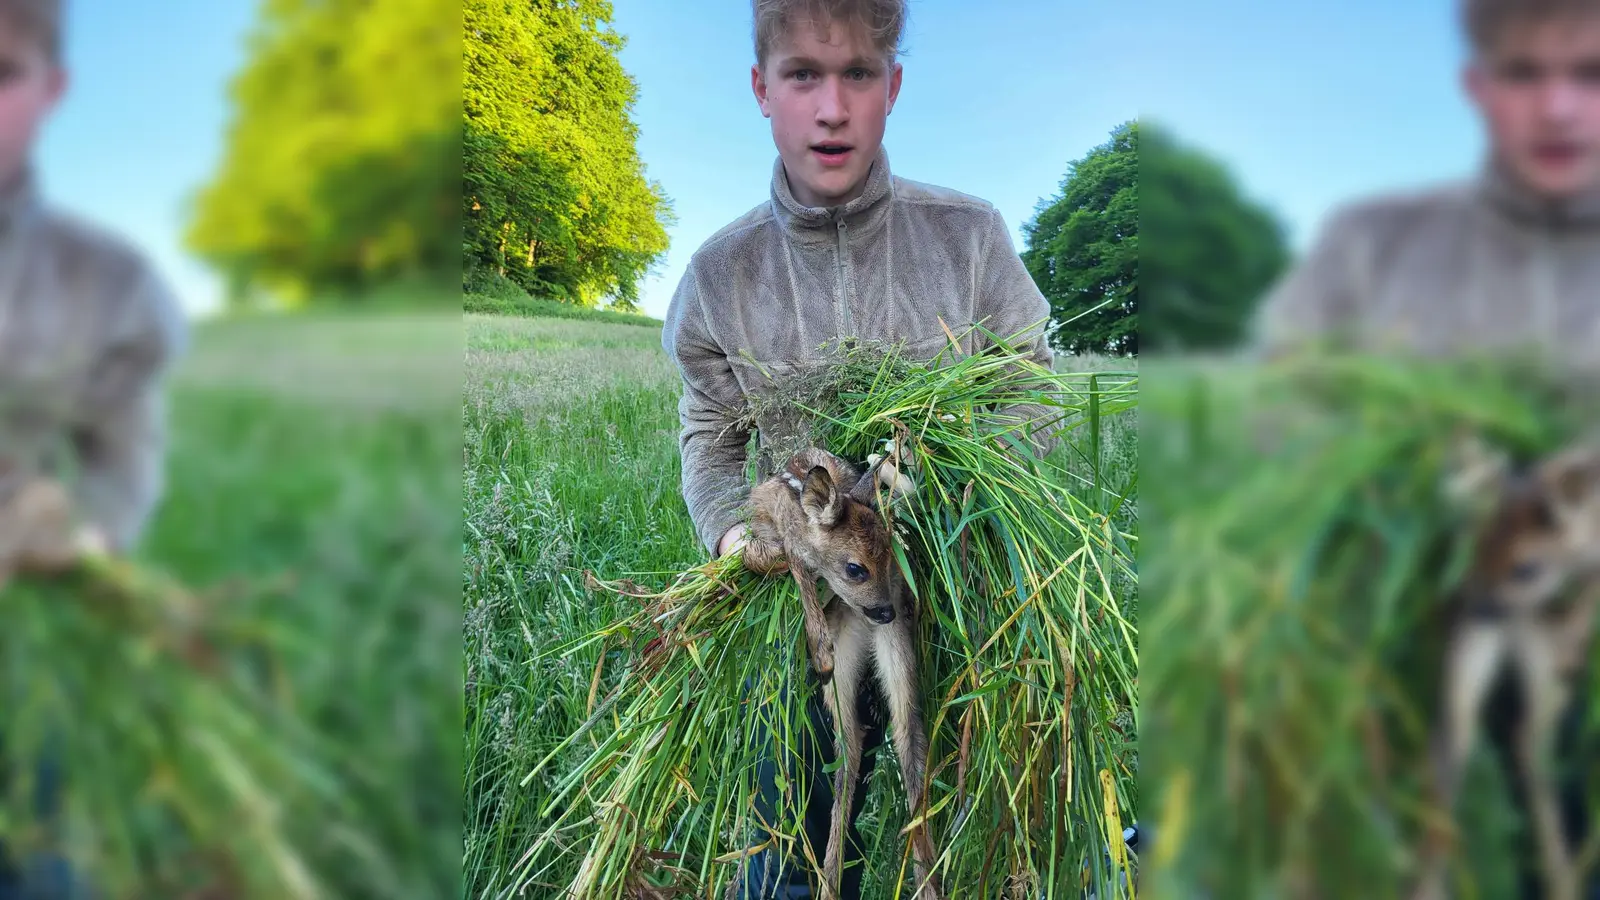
[463,315,1139,898]
[2,310,463,899]
[1136,350,1600,899]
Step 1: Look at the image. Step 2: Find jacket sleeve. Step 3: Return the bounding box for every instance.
[661,261,754,555]
[972,206,1063,460]
[71,266,189,553]
[1247,203,1371,358]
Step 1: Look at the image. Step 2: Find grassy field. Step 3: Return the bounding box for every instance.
[463,313,1137,898]
[463,292,665,327]
[3,311,464,898]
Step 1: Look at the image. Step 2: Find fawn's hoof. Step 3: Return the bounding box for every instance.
[811,651,834,684]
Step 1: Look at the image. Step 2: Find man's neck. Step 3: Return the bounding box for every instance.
[1479,156,1600,231]
[0,166,39,237]
[769,145,894,240]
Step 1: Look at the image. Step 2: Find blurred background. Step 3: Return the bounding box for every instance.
[1133,2,1600,897]
[15,0,463,897]
[1137,0,1482,354]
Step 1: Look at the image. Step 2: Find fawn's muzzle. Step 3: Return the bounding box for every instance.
[864,604,896,624]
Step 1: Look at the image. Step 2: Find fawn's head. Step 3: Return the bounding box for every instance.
[787,457,904,624]
[1445,432,1600,613]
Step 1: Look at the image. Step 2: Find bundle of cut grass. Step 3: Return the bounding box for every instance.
[2,556,335,899]
[1137,350,1600,899]
[511,328,1139,898]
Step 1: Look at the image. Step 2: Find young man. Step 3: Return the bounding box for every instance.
[660,2,1058,896]
[0,0,188,895]
[1252,0,1600,365]
[1249,2,1600,897]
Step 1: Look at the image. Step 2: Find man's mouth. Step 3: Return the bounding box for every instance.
[1531,142,1585,166]
[812,143,854,166]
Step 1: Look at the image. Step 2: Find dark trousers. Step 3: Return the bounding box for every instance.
[0,734,90,900]
[1482,655,1600,900]
[730,671,888,900]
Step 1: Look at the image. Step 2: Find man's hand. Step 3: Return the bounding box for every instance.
[867,438,920,504]
[717,524,748,558]
[0,478,107,585]
[721,523,789,575]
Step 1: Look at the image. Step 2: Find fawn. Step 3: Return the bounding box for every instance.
[739,442,944,900]
[1411,432,1600,900]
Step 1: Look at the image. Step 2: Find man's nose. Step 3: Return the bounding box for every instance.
[816,78,848,127]
[1539,77,1584,121]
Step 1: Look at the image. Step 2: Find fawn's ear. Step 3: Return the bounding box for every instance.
[1441,431,1511,519]
[800,465,846,527]
[1544,440,1600,508]
[847,467,878,505]
[1538,439,1600,549]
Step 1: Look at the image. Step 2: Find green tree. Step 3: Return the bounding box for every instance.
[1023,121,1138,356]
[462,0,673,307]
[1140,121,1291,351]
[186,0,462,308]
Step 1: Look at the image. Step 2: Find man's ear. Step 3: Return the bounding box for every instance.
[752,63,771,118]
[885,60,903,115]
[34,61,68,115]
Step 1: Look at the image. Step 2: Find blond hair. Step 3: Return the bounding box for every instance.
[752,0,906,71]
[1462,0,1600,52]
[0,0,61,62]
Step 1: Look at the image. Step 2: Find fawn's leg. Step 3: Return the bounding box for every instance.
[791,568,835,682]
[1412,619,1509,900]
[1515,623,1579,900]
[873,614,943,899]
[820,615,868,900]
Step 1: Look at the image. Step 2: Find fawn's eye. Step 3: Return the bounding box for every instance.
[844,562,869,581]
[1509,561,1542,583]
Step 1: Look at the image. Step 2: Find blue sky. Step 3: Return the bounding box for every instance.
[612,0,1488,320]
[1137,0,1485,256]
[33,1,255,317]
[611,0,1141,319]
[31,1,1489,321]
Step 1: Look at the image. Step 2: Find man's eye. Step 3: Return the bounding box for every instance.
[1497,61,1541,84]
[792,69,812,82]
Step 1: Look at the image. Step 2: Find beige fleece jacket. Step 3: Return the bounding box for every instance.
[1251,163,1600,366]
[0,169,188,552]
[662,147,1058,554]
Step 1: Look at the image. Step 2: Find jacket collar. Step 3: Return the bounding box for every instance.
[770,145,895,243]
[1478,157,1600,232]
[0,167,42,241]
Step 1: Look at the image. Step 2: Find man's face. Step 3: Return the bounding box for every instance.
[752,17,902,209]
[0,24,62,192]
[1466,16,1600,198]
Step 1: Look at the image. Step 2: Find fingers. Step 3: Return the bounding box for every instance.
[0,478,100,577]
[74,525,110,558]
[870,438,919,501]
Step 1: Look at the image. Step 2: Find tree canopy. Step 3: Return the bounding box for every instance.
[462,0,673,308]
[1139,121,1291,352]
[1022,121,1138,356]
[185,0,461,308]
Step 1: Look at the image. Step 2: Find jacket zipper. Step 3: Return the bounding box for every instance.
[835,217,852,339]
[1532,212,1556,344]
